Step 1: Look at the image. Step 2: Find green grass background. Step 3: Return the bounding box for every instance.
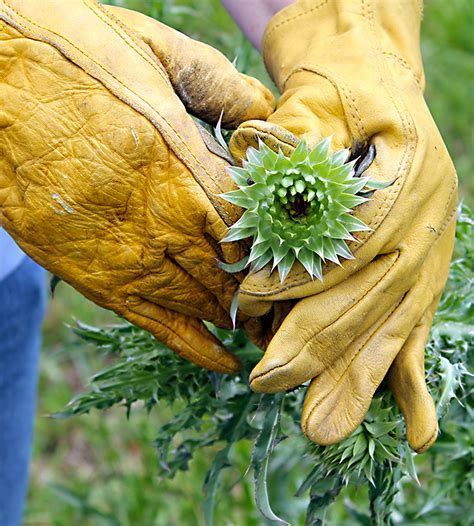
[25,0,473,524]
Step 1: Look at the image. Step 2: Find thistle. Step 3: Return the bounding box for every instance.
[220,137,391,282]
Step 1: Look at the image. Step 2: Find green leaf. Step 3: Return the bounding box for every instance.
[342,213,372,232]
[214,110,230,154]
[364,421,400,437]
[252,395,289,525]
[220,189,254,208]
[338,193,369,209]
[271,238,291,267]
[246,146,261,165]
[248,241,272,263]
[231,211,259,230]
[250,250,273,272]
[309,136,331,163]
[368,438,376,459]
[298,247,315,277]
[345,176,370,195]
[363,459,375,485]
[230,289,240,330]
[328,220,352,240]
[203,446,231,526]
[227,166,249,186]
[330,160,356,180]
[403,443,420,485]
[332,239,354,259]
[308,236,326,260]
[290,139,308,164]
[262,150,277,171]
[277,250,296,283]
[364,178,395,190]
[311,255,323,280]
[295,180,306,194]
[331,148,350,166]
[218,256,249,273]
[221,226,255,242]
[353,433,368,457]
[322,237,340,264]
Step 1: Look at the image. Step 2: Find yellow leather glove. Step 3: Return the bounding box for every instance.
[0,0,275,373]
[229,0,457,452]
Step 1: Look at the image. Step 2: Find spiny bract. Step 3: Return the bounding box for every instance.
[221,138,389,283]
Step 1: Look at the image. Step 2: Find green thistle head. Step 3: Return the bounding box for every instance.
[221,137,389,283]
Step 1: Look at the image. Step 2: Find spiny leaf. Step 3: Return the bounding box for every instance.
[250,250,273,272]
[309,136,331,163]
[220,136,385,283]
[230,289,239,330]
[403,443,420,485]
[214,110,230,155]
[252,395,289,525]
[331,148,350,166]
[277,250,296,283]
[220,190,254,209]
[227,166,250,186]
[364,178,395,190]
[221,226,255,242]
[217,256,249,273]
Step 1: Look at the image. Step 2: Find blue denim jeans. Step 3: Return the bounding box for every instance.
[0,257,46,526]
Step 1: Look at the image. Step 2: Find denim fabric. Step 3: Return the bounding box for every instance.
[0,229,26,282]
[0,257,46,526]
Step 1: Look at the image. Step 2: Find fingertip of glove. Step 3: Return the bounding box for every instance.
[240,74,275,117]
[301,407,343,446]
[216,358,242,375]
[229,120,298,164]
[248,356,304,393]
[413,427,438,454]
[410,419,439,454]
[205,341,242,374]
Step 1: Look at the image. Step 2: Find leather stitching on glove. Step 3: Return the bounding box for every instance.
[381,51,423,89]
[301,209,457,437]
[263,0,328,42]
[239,8,422,295]
[87,2,172,85]
[0,2,235,225]
[301,293,407,435]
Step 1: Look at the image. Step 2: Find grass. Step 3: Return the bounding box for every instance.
[25,0,473,524]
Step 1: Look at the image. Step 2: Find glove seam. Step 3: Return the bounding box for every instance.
[381,51,422,89]
[279,65,368,142]
[2,0,172,88]
[0,2,237,227]
[301,292,406,436]
[88,1,173,88]
[242,0,418,296]
[264,0,328,42]
[360,0,416,243]
[301,210,457,435]
[251,208,455,391]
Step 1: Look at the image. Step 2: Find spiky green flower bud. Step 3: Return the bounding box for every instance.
[221,138,391,283]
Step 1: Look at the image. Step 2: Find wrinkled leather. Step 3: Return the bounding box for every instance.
[0,0,276,373]
[229,0,457,451]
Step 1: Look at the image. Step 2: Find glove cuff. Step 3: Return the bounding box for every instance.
[262,0,425,92]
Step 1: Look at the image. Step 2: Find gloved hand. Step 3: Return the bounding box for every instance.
[0,0,275,373]
[229,0,457,451]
